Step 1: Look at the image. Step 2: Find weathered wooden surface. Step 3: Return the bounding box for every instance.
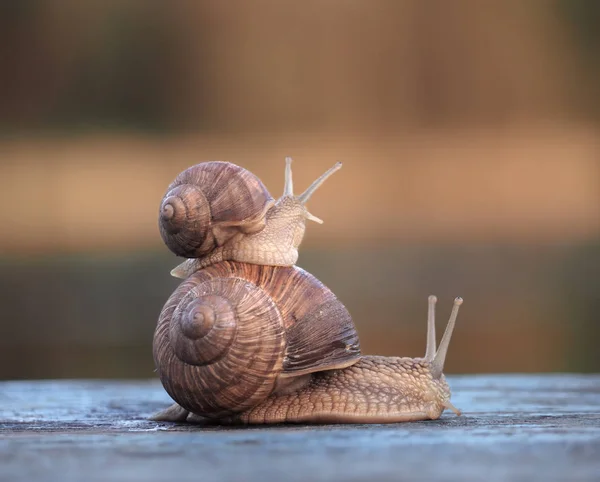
[1,375,599,482]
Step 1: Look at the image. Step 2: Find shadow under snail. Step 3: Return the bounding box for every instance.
[152,158,463,424]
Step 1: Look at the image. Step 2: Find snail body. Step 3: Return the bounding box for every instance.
[152,158,462,424]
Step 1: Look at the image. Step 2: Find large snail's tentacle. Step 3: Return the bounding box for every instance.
[431,298,463,379]
[425,295,437,361]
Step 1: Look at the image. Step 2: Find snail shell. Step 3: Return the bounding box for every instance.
[153,261,361,418]
[158,161,275,258]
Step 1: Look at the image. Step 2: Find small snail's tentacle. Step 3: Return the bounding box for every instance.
[283,157,294,197]
[305,212,323,224]
[297,161,342,204]
[431,297,463,379]
[425,295,437,361]
[278,158,342,226]
[281,157,339,212]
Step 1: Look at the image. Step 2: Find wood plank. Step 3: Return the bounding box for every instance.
[1,376,599,481]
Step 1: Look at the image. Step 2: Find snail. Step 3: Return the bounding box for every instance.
[159,157,341,279]
[152,159,463,424]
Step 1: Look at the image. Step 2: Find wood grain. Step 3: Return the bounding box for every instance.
[1,376,599,481]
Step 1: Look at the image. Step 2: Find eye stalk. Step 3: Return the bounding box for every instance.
[422,295,463,416]
[424,295,463,379]
[282,157,342,224]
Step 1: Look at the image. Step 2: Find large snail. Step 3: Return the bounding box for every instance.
[152,158,462,424]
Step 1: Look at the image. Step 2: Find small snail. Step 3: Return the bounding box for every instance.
[159,158,341,279]
[152,159,462,424]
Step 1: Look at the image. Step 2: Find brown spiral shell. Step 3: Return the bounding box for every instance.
[153,261,361,418]
[158,161,274,258]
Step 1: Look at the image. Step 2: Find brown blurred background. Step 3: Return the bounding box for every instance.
[0,0,598,379]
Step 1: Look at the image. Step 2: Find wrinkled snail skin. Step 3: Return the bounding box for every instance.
[169,158,342,279]
[228,356,456,424]
[171,197,305,275]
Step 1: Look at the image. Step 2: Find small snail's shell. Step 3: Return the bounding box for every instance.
[158,162,274,258]
[153,261,361,418]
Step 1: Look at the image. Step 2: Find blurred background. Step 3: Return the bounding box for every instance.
[0,0,598,379]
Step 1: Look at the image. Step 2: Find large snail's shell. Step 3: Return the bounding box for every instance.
[153,261,361,418]
[158,162,274,258]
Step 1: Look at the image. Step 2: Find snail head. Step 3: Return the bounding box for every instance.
[276,157,342,225]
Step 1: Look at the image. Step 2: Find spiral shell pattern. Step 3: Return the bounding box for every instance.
[158,161,274,258]
[168,291,237,367]
[154,274,286,417]
[159,184,212,258]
